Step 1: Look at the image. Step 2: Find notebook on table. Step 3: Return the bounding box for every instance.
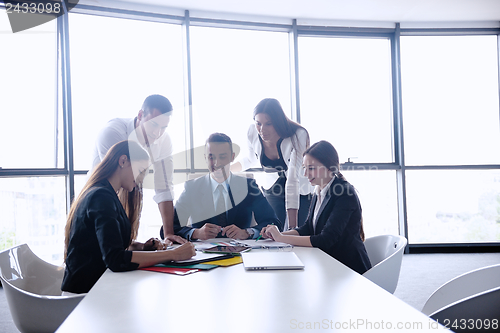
[241,252,304,271]
[168,251,233,266]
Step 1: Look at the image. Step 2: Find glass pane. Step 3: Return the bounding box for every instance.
[401,35,500,166]
[137,182,186,242]
[190,26,291,168]
[0,18,58,168]
[69,14,185,171]
[0,177,66,265]
[342,169,399,237]
[406,170,500,243]
[299,36,394,163]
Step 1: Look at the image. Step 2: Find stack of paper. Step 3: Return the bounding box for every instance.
[140,250,243,275]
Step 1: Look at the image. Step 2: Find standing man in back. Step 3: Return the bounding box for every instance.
[90,94,185,244]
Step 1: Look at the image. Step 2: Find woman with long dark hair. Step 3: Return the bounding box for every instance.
[260,140,371,274]
[62,140,195,294]
[232,98,313,230]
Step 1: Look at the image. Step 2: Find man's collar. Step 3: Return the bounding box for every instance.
[209,172,232,193]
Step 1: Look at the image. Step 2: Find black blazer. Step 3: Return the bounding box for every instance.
[62,180,139,294]
[161,174,282,240]
[296,177,371,275]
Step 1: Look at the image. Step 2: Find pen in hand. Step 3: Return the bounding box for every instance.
[256,223,274,241]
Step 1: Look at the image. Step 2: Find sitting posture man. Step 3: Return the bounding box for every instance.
[161,133,282,240]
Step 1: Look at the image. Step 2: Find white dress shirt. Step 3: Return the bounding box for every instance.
[238,125,313,211]
[90,117,174,203]
[209,174,232,212]
[312,176,336,233]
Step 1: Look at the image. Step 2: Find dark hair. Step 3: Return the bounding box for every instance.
[303,140,365,241]
[253,98,310,149]
[142,94,173,116]
[206,132,233,155]
[303,140,341,176]
[64,141,149,259]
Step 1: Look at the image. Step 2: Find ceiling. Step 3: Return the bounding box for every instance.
[81,0,500,24]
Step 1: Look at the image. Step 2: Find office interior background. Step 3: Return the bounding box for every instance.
[1,0,500,265]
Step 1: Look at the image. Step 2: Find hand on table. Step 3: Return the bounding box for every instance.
[164,234,187,245]
[222,225,249,240]
[192,223,221,240]
[143,238,168,251]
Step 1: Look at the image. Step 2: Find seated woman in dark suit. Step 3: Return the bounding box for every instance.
[62,141,195,294]
[260,140,371,274]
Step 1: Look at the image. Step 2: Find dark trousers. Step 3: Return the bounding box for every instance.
[264,187,311,231]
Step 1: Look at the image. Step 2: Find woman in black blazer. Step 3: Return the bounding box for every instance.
[62,141,195,294]
[261,140,371,274]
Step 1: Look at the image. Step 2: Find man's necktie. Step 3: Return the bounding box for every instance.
[216,184,227,227]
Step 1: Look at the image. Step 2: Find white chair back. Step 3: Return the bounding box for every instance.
[422,263,500,316]
[429,286,500,331]
[362,234,407,294]
[0,244,85,333]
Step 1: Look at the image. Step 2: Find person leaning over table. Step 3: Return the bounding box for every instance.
[160,132,282,241]
[89,94,186,245]
[260,140,372,275]
[62,141,195,294]
[231,98,313,230]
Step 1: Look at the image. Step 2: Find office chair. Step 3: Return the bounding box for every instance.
[427,286,500,332]
[421,263,500,319]
[362,234,407,294]
[0,244,85,333]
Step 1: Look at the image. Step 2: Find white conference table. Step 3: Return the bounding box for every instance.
[56,244,439,333]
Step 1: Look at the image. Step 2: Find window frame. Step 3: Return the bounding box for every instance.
[1,3,500,252]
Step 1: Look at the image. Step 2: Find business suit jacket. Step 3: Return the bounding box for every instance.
[62,180,139,294]
[296,176,372,275]
[162,174,282,240]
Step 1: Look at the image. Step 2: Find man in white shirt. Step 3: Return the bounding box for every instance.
[90,94,185,244]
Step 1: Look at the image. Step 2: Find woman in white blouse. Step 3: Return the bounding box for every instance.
[232,98,313,229]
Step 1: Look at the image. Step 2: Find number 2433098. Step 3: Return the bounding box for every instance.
[6,2,62,14]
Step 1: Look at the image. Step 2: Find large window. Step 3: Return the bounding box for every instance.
[401,35,500,244]
[2,6,500,255]
[406,170,500,243]
[298,36,394,164]
[69,13,185,171]
[401,35,500,166]
[0,18,60,169]
[0,177,67,264]
[343,170,399,237]
[297,35,396,240]
[190,26,291,169]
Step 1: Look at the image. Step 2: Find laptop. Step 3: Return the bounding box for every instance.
[241,252,304,270]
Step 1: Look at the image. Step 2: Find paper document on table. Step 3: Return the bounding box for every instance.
[232,239,293,250]
[168,251,233,266]
[192,240,234,251]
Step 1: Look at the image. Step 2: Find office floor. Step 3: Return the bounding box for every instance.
[1,252,499,333]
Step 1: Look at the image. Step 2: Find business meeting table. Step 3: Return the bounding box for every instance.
[56,240,440,333]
